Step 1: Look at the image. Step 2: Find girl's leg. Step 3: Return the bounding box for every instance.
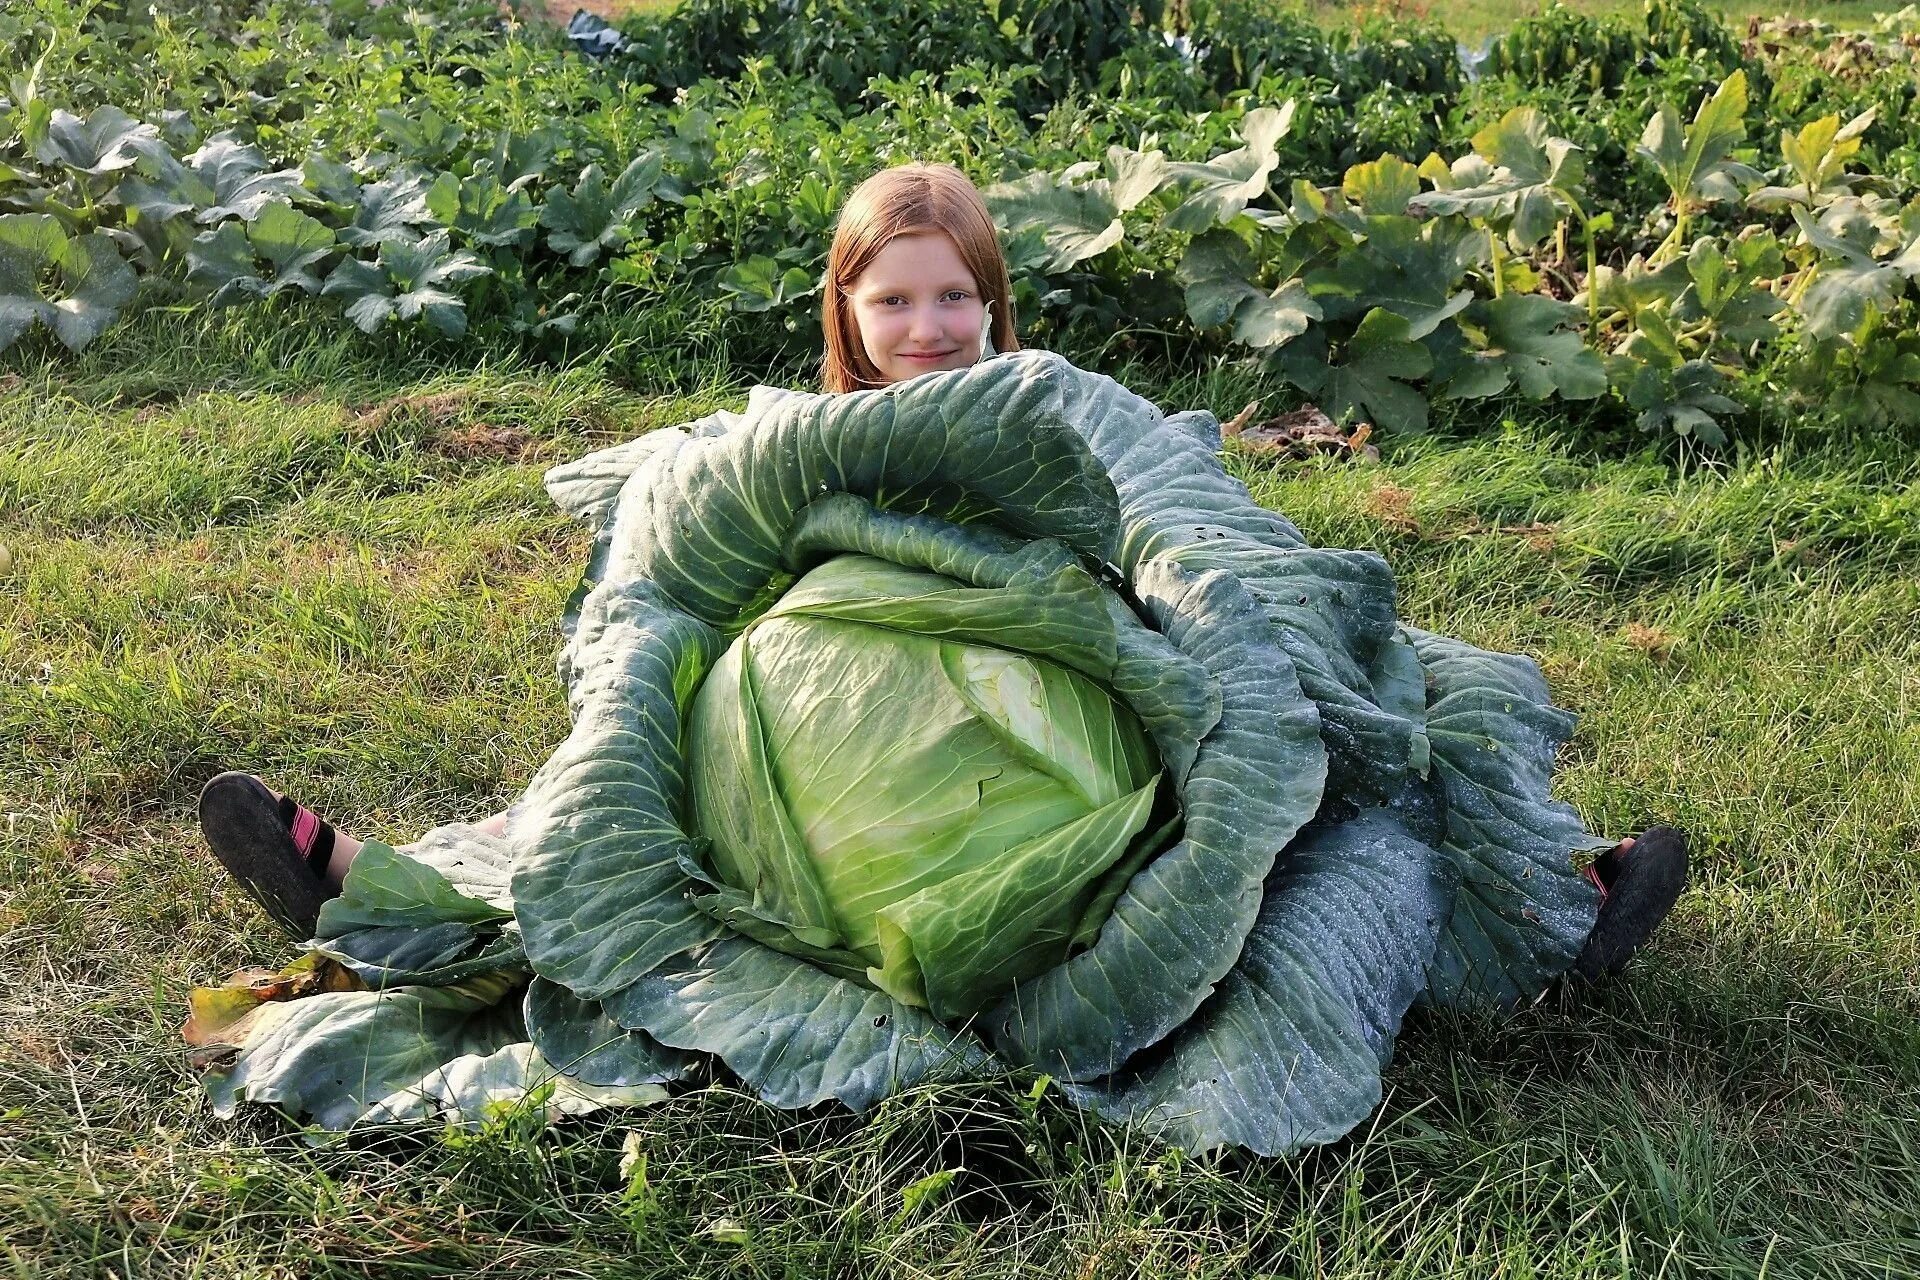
[200,771,510,939]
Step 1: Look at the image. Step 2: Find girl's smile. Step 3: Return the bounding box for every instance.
[846,230,986,386]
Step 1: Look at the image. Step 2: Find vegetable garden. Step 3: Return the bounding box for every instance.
[3,0,1918,1275]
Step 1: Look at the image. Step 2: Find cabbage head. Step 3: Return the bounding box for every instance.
[188,352,1611,1155]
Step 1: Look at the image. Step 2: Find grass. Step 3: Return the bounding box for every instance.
[3,308,1918,1277]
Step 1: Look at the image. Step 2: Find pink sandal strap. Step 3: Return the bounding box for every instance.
[289,805,322,858]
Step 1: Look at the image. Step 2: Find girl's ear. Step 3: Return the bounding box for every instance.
[979,299,996,360]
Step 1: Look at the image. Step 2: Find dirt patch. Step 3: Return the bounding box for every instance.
[430,423,539,462]
[1619,621,1680,662]
[1363,483,1557,549]
[349,389,474,433]
[1365,483,1420,533]
[532,0,627,25]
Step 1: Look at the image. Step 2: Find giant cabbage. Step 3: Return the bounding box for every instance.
[186,352,1610,1155]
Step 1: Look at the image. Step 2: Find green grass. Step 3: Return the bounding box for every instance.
[3,310,1918,1277]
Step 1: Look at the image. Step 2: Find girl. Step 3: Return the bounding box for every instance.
[199,161,1682,980]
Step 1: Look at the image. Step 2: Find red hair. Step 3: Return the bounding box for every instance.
[820,163,1020,394]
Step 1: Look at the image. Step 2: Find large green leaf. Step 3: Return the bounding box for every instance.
[1162,104,1294,233]
[1792,200,1920,340]
[186,131,306,224]
[511,583,726,1000]
[1304,215,1478,338]
[1175,229,1318,349]
[0,214,137,353]
[362,1043,672,1125]
[1026,355,1418,799]
[1673,234,1784,349]
[523,978,695,1087]
[319,922,523,989]
[1404,628,1610,1007]
[317,839,512,935]
[1410,108,1586,249]
[686,623,845,945]
[602,937,993,1110]
[187,200,336,304]
[539,151,666,267]
[983,162,1139,271]
[320,231,489,338]
[596,355,1125,630]
[1613,352,1741,443]
[426,167,539,248]
[1284,309,1434,435]
[1749,109,1874,210]
[1342,156,1422,217]
[34,106,156,176]
[1635,71,1760,212]
[1461,294,1608,401]
[1160,539,1418,802]
[311,825,520,987]
[200,972,528,1130]
[1069,811,1455,1156]
[984,171,1122,272]
[338,170,438,249]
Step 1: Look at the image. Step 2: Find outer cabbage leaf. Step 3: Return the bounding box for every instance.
[523,977,696,1088]
[1406,628,1609,1007]
[310,824,522,987]
[1069,811,1455,1156]
[361,1043,671,1125]
[595,354,1126,630]
[196,971,528,1130]
[510,583,726,1000]
[1032,354,1421,803]
[602,937,994,1110]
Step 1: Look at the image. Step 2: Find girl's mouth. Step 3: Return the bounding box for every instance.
[900,350,958,362]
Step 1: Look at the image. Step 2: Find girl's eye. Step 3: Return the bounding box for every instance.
[944,291,970,302]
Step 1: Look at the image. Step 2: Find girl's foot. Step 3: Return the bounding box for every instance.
[198,771,352,941]
[1572,825,1689,980]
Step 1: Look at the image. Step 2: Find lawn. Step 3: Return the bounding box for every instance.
[2,308,1915,1277]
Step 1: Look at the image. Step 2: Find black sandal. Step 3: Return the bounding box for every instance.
[1572,824,1689,980]
[198,771,343,941]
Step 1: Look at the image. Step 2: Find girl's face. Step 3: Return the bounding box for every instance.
[845,230,986,386]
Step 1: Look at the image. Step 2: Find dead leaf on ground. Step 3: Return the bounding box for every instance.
[1226,402,1380,463]
[182,954,364,1052]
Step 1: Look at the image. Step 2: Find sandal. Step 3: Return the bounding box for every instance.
[1572,824,1689,981]
[198,771,343,941]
